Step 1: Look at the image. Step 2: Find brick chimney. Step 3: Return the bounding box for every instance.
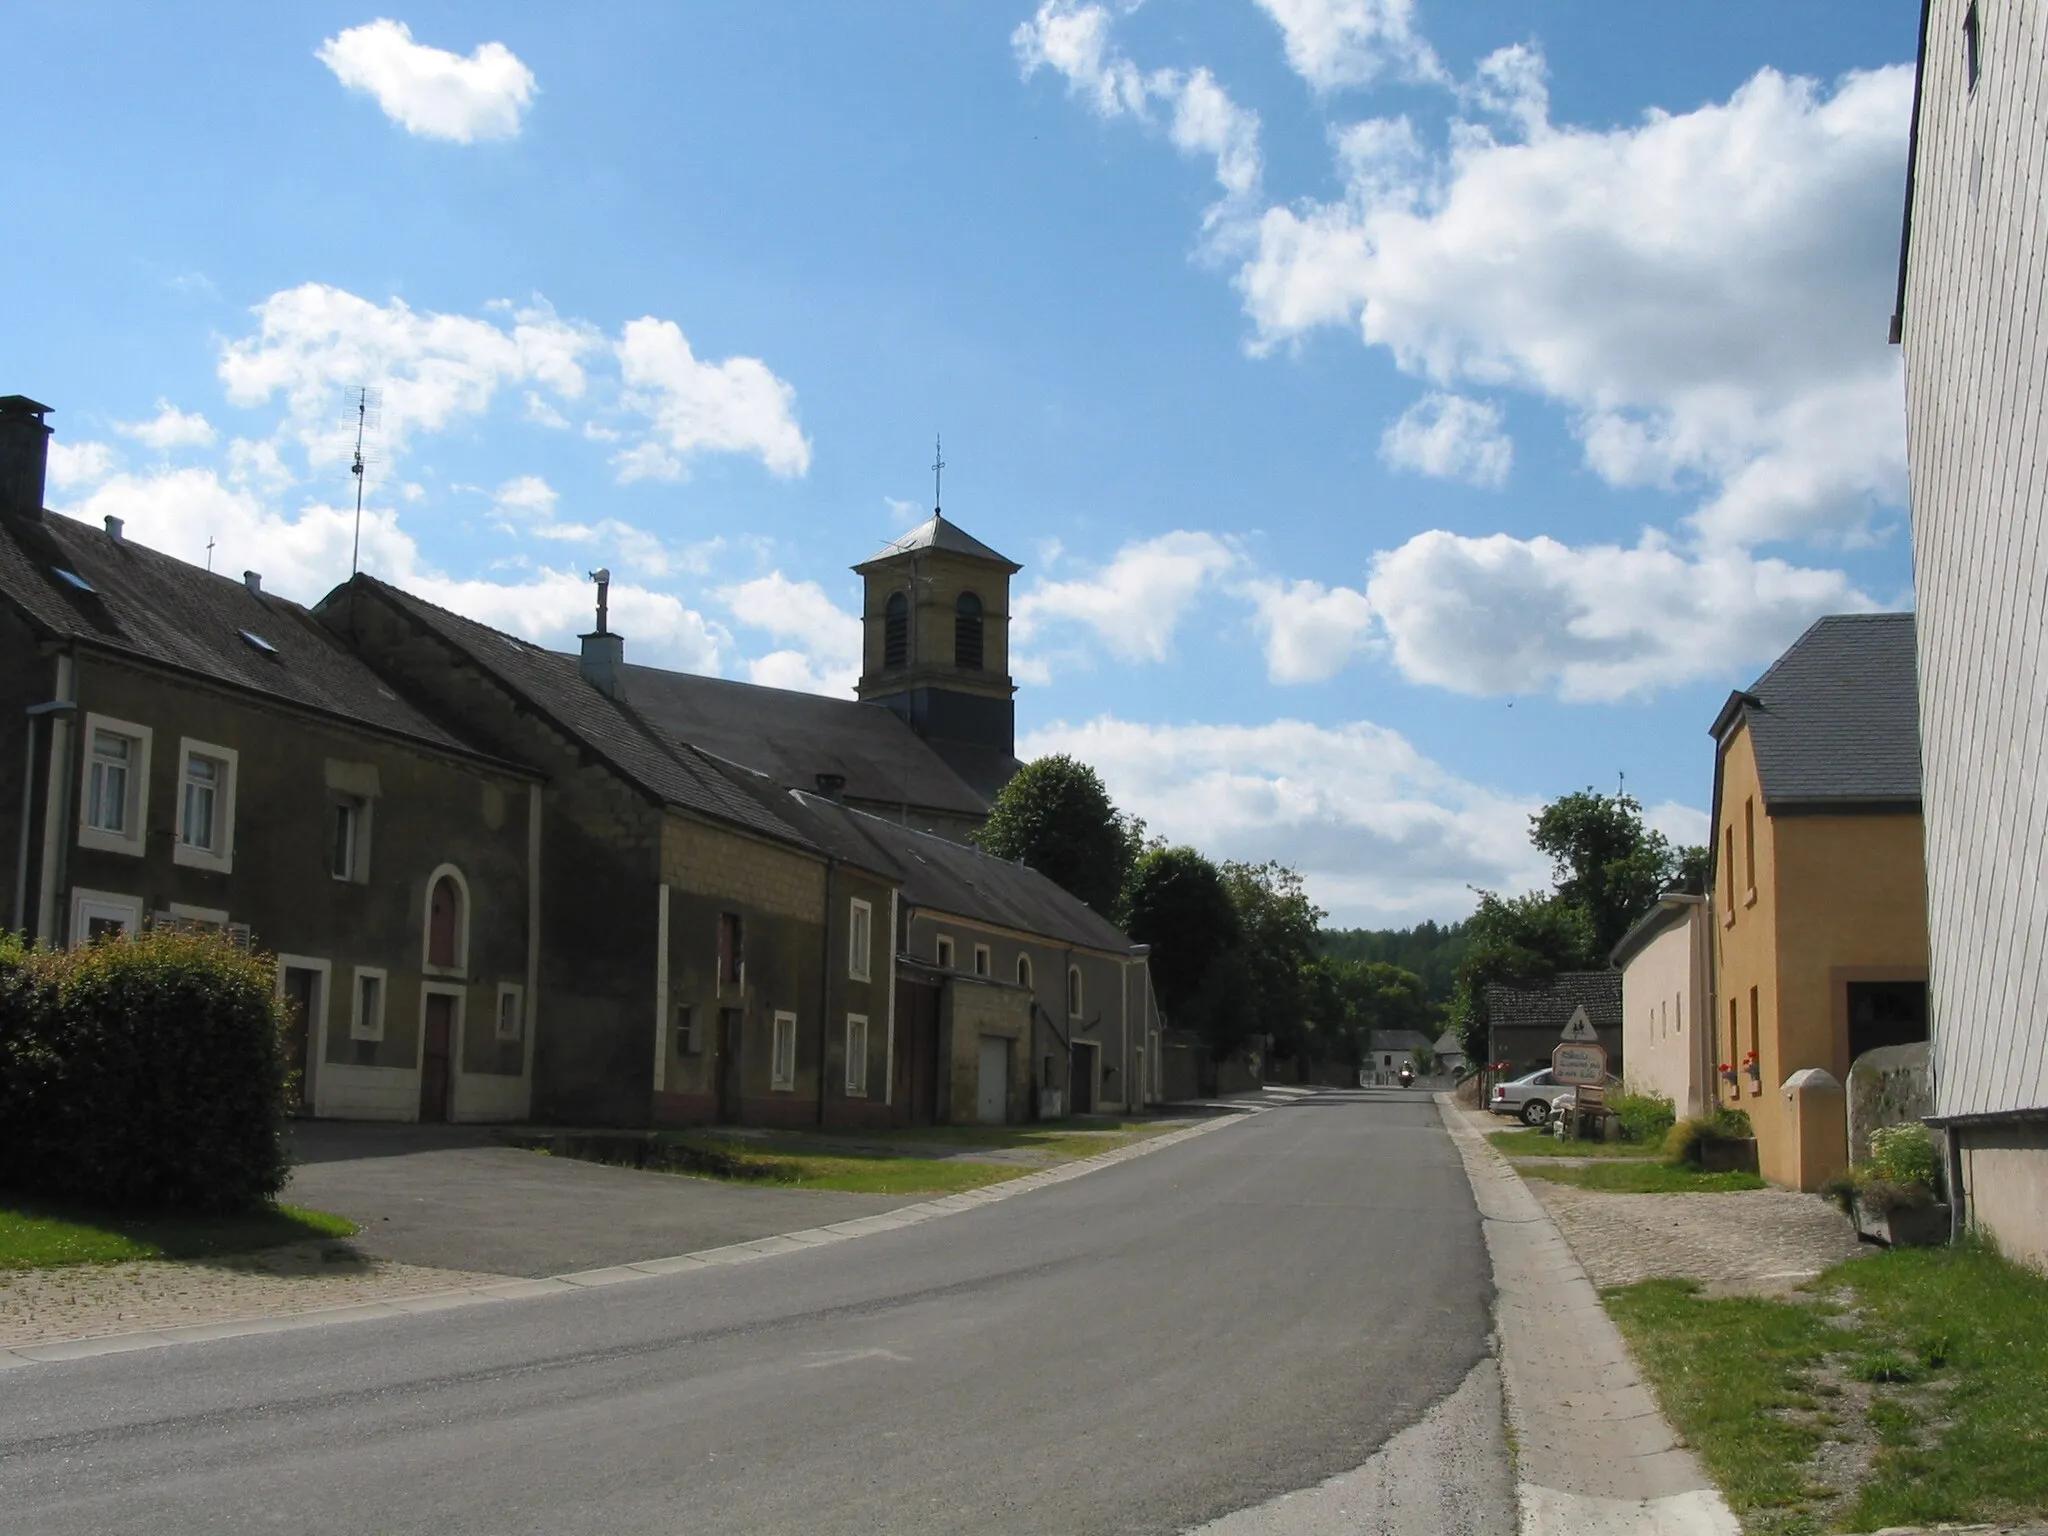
[579,566,627,700]
[0,396,53,523]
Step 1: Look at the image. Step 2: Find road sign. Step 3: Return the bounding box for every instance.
[1559,1005,1600,1043]
[1552,1041,1608,1086]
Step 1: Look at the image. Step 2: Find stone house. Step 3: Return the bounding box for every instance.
[1366,1029,1435,1084]
[1611,894,1711,1117]
[0,398,539,1123]
[1894,0,2048,1265]
[1707,613,1927,1191]
[1484,972,1622,1080]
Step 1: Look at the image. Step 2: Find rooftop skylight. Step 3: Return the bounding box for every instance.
[238,629,280,657]
[52,567,95,594]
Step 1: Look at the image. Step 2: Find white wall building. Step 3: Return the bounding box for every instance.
[1611,895,1712,1119]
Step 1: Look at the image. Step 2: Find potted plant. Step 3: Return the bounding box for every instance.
[1822,1123,1950,1247]
[1742,1050,1760,1089]
[1667,1108,1757,1172]
[1718,1061,1739,1090]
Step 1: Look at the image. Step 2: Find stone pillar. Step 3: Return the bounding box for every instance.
[1781,1067,1848,1192]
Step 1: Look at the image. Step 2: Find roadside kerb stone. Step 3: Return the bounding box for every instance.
[1434,1094,1742,1536]
[1,1102,1260,1369]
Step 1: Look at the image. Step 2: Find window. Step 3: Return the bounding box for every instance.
[954,591,984,671]
[771,1010,798,1090]
[172,738,237,873]
[883,591,909,670]
[70,888,141,947]
[973,943,991,977]
[935,934,955,970]
[676,1003,703,1055]
[1722,825,1736,923]
[1675,991,1683,1034]
[53,566,96,594]
[718,912,744,989]
[352,968,387,1042]
[1017,954,1033,988]
[1068,965,1083,1018]
[848,898,872,982]
[1727,998,1739,1098]
[78,715,150,854]
[331,799,367,881]
[845,1014,869,1096]
[1742,798,1756,903]
[1964,2,1981,92]
[424,867,468,974]
[1747,987,1761,1094]
[496,983,525,1042]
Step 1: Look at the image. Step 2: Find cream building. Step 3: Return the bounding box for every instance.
[1612,895,1711,1118]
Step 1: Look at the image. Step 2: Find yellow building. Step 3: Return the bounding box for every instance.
[1709,614,1928,1191]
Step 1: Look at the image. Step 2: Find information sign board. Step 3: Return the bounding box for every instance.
[1552,1041,1609,1087]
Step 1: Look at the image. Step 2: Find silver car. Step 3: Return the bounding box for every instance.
[1489,1068,1562,1126]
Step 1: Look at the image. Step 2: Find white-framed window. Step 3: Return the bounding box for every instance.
[973,943,992,978]
[1017,954,1033,989]
[676,1003,702,1055]
[845,1013,869,1097]
[172,738,237,873]
[848,897,872,982]
[423,864,470,976]
[331,797,372,882]
[496,982,525,1042]
[70,887,141,947]
[1068,965,1084,1018]
[771,1010,798,1091]
[78,714,151,855]
[276,955,332,1106]
[166,902,229,932]
[351,966,388,1042]
[935,934,955,970]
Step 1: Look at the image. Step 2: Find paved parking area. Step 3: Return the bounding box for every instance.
[284,1123,907,1278]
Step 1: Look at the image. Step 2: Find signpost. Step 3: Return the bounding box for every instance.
[1559,1005,1600,1044]
[1554,1007,1609,1137]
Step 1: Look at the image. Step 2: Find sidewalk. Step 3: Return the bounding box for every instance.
[1436,1096,1741,1536]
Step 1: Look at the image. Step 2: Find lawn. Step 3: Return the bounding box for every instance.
[0,1200,356,1270]
[1487,1128,1658,1160]
[1519,1160,1766,1193]
[661,1136,1023,1196]
[1606,1243,2048,1533]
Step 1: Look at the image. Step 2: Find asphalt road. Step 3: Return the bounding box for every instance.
[0,1090,1506,1535]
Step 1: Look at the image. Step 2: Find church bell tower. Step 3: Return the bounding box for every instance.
[854,508,1021,800]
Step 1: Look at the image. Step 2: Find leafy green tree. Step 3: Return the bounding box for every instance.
[1449,889,1600,1062]
[1220,861,1324,1061]
[1122,846,1239,1019]
[976,755,1143,916]
[1302,956,1437,1066]
[1317,920,1472,1002]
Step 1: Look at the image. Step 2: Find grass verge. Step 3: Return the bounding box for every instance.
[1606,1242,2048,1533]
[0,1200,356,1270]
[1519,1160,1766,1193]
[660,1136,1022,1195]
[1487,1128,1658,1160]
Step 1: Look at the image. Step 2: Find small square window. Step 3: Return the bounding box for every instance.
[332,800,367,881]
[496,984,524,1042]
[849,898,872,982]
[677,1003,703,1054]
[718,913,745,989]
[973,944,991,978]
[845,1014,869,1097]
[771,1010,798,1091]
[352,969,387,1042]
[936,935,955,970]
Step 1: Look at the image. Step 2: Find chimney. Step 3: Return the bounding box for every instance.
[0,396,53,523]
[244,570,263,596]
[579,566,627,700]
[814,772,847,803]
[104,515,124,544]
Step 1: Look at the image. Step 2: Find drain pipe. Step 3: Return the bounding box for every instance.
[816,854,837,1126]
[13,697,75,937]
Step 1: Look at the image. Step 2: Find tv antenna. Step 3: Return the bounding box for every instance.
[347,386,383,579]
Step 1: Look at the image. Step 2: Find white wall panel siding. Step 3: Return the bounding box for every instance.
[1903,0,2048,1119]
[315,1064,419,1121]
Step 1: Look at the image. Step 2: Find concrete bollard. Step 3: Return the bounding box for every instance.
[1782,1067,1848,1192]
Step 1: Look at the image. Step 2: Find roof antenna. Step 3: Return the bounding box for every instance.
[931,433,944,517]
[348,386,382,580]
[205,535,215,574]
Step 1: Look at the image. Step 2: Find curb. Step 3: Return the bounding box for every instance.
[1,1104,1262,1369]
[1434,1095,1742,1536]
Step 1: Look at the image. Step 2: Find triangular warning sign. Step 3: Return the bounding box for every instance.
[1560,1005,1600,1043]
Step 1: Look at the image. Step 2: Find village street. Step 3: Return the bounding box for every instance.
[0,1092,1509,1536]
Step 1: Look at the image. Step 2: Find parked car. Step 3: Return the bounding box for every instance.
[1489,1069,1563,1126]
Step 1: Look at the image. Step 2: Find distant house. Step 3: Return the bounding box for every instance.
[1611,894,1711,1117]
[1365,1028,1436,1084]
[1484,972,1622,1079]
[1431,1029,1468,1077]
[1708,613,1926,1191]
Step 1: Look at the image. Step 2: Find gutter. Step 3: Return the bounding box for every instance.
[1889,0,1936,346]
[817,854,836,1126]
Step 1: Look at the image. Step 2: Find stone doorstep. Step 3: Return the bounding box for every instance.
[0,1102,1259,1367]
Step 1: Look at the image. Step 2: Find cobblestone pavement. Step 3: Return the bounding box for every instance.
[0,1242,504,1348]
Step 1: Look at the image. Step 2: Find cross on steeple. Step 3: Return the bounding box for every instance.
[931,434,945,514]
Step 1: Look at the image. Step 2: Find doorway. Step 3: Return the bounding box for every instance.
[976,1036,1009,1125]
[281,966,321,1114]
[1848,980,1929,1061]
[419,992,456,1122]
[715,1007,744,1123]
[893,980,941,1126]
[1069,1040,1098,1115]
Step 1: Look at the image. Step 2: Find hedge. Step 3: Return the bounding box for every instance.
[0,928,292,1212]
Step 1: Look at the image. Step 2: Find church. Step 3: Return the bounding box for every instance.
[0,391,1160,1128]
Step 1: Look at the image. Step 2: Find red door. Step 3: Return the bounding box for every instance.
[419,993,454,1122]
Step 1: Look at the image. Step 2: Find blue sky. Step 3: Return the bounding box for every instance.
[1,2,1922,925]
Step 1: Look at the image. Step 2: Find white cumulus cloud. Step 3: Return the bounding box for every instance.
[317,19,537,143]
[1012,530,1237,667]
[1380,392,1512,487]
[1252,0,1444,91]
[718,573,863,697]
[614,318,813,482]
[1244,578,1377,683]
[47,440,118,490]
[117,401,217,452]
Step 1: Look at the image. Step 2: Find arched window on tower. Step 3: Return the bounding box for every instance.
[884,591,908,670]
[954,591,984,671]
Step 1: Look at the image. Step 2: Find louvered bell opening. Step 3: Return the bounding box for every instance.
[954,591,983,672]
[883,590,909,670]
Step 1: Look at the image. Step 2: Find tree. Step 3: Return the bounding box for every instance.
[976,755,1143,916]
[1221,861,1324,1061]
[1529,789,1705,958]
[1449,889,1599,1062]
[1302,956,1437,1067]
[1122,846,1239,1020]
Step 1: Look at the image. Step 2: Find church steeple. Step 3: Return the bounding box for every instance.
[854,511,1020,798]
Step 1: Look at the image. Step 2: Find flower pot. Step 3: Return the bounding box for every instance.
[1855,1201,1951,1248]
[1700,1137,1759,1174]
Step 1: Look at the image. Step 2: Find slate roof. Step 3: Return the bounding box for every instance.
[1432,1029,1466,1057]
[618,664,990,819]
[855,513,1019,573]
[1369,1029,1437,1055]
[346,578,808,846]
[1483,971,1622,1032]
[0,510,506,764]
[1610,894,1705,970]
[1711,613,1921,810]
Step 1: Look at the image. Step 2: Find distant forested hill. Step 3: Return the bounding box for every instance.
[1316,921,1473,1003]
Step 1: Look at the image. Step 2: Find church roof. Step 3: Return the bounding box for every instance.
[855,513,1020,573]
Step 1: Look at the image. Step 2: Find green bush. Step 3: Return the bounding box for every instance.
[1868,1122,1942,1191]
[1665,1106,1757,1165]
[0,929,291,1213]
[1611,1090,1676,1145]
